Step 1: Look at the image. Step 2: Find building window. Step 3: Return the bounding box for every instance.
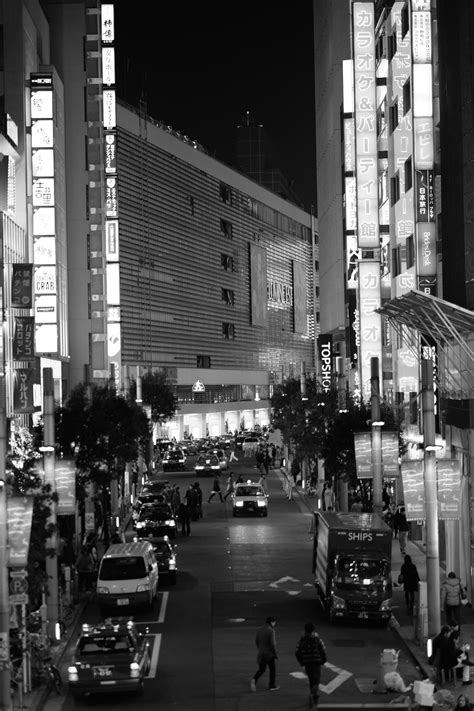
[222,322,235,339]
[316,312,320,323]
[314,259,319,271]
[220,219,233,239]
[391,173,400,206]
[404,156,413,192]
[403,78,411,115]
[406,234,415,269]
[401,4,409,38]
[219,182,232,204]
[389,102,399,134]
[391,246,402,277]
[221,253,234,271]
[315,286,320,298]
[375,33,385,64]
[222,288,235,305]
[197,355,211,368]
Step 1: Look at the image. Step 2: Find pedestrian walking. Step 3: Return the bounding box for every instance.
[228,440,239,463]
[322,482,333,511]
[441,571,467,629]
[258,473,268,495]
[177,501,191,537]
[250,616,279,692]
[223,471,235,501]
[208,476,224,503]
[295,620,327,708]
[76,545,94,592]
[256,447,265,472]
[394,505,409,554]
[192,481,203,519]
[398,554,420,614]
[171,486,181,513]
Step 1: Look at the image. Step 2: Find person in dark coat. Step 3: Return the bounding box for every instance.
[295,620,327,708]
[192,482,203,518]
[208,476,224,503]
[399,554,420,614]
[455,694,473,711]
[394,505,409,554]
[250,616,279,692]
[177,501,191,537]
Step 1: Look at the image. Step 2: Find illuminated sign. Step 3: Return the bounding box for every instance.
[7,497,34,566]
[34,265,56,295]
[35,295,57,324]
[106,262,120,305]
[415,170,435,221]
[102,47,115,85]
[105,177,118,217]
[31,120,53,147]
[352,2,379,250]
[34,236,56,265]
[106,220,119,260]
[412,11,432,63]
[357,260,382,399]
[416,223,436,275]
[104,133,117,174]
[101,3,114,42]
[345,177,357,231]
[192,380,206,393]
[32,178,55,207]
[32,149,54,176]
[346,233,359,290]
[103,89,116,129]
[33,207,55,235]
[343,118,355,172]
[317,334,333,392]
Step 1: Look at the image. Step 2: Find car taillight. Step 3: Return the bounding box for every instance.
[68,666,79,682]
[130,662,140,678]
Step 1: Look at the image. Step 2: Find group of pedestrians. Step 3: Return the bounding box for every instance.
[250,616,327,708]
[208,471,243,503]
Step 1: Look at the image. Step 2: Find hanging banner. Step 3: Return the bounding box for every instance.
[13,316,35,360]
[401,460,425,521]
[55,459,76,515]
[7,497,34,567]
[354,432,372,479]
[437,459,461,520]
[11,264,33,308]
[13,368,36,413]
[381,431,400,478]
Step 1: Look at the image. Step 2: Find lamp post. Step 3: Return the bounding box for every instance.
[422,358,441,636]
[42,367,58,641]
[370,357,384,517]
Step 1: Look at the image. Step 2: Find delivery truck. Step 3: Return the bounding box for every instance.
[312,511,393,624]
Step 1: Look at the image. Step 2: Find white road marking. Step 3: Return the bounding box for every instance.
[157,591,169,623]
[146,633,161,678]
[269,575,300,588]
[290,663,353,695]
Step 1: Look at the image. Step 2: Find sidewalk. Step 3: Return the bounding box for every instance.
[289,472,474,703]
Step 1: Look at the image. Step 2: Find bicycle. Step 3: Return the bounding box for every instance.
[305,486,318,498]
[32,654,62,695]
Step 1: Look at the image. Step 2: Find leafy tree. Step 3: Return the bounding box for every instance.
[56,383,151,544]
[129,369,178,424]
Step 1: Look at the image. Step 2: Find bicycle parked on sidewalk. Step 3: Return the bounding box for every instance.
[31,653,62,695]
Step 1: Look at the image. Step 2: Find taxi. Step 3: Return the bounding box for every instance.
[67,618,150,698]
[231,480,268,517]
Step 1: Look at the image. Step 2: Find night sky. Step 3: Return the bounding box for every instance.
[113,1,317,213]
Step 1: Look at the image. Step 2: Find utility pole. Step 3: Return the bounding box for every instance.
[371,357,383,517]
[422,357,441,636]
[42,367,58,640]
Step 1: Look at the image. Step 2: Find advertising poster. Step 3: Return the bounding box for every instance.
[382,432,400,478]
[13,368,36,414]
[11,264,33,308]
[7,497,34,567]
[354,432,372,479]
[55,459,77,515]
[401,461,425,521]
[13,317,35,360]
[437,459,461,520]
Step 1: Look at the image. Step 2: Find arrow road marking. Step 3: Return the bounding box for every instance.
[290,663,352,695]
[269,576,300,588]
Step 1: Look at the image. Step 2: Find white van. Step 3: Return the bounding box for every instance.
[96,540,159,613]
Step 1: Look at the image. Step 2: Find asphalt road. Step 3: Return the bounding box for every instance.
[46,454,422,710]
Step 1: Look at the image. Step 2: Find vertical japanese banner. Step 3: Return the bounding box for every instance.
[401,461,425,521]
[13,316,35,360]
[437,459,461,520]
[357,260,382,401]
[55,459,77,515]
[381,432,400,478]
[11,264,33,308]
[13,368,36,413]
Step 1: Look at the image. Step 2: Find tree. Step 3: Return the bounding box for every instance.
[130,369,177,424]
[56,383,151,544]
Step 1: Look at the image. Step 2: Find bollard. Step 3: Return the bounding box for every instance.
[373,648,399,693]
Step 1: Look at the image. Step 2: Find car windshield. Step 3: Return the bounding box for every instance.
[99,557,147,580]
[235,486,265,497]
[166,451,183,460]
[139,505,171,520]
[197,455,218,464]
[78,634,133,655]
[335,557,389,587]
[154,543,171,557]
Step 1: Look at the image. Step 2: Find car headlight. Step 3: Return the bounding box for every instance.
[257,500,266,507]
[68,665,79,682]
[235,501,244,507]
[380,598,392,611]
[96,587,109,594]
[135,521,145,528]
[331,595,347,609]
[136,583,150,592]
[166,520,176,526]
[169,558,176,570]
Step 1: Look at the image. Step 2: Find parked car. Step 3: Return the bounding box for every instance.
[231,481,268,517]
[144,535,177,585]
[242,435,262,453]
[162,448,187,472]
[206,448,228,471]
[134,502,177,539]
[67,618,150,698]
[178,440,198,456]
[132,491,168,522]
[194,453,221,476]
[141,479,169,496]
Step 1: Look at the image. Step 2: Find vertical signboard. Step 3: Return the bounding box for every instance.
[30,73,58,354]
[357,260,382,401]
[401,460,425,521]
[317,334,333,392]
[352,2,379,251]
[101,4,122,388]
[412,1,436,295]
[437,459,461,521]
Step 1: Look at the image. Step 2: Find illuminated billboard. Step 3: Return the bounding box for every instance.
[357,260,382,400]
